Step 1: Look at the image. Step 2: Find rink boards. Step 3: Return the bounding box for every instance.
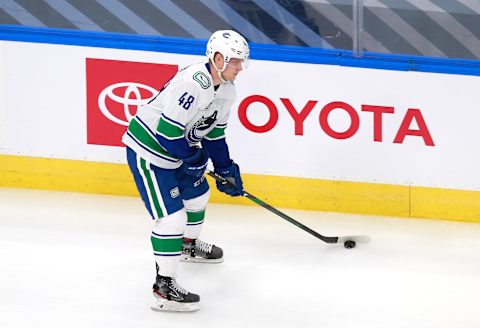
[0,38,479,222]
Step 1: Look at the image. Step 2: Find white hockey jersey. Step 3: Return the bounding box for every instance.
[122,62,236,169]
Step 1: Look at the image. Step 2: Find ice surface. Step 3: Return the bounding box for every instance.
[1,187,479,328]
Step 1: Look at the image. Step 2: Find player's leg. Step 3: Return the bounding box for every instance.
[126,147,199,312]
[176,172,223,263]
[150,211,200,312]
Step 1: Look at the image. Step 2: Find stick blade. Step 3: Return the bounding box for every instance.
[337,235,371,244]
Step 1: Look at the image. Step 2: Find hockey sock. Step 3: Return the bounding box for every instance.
[183,191,209,239]
[184,210,205,239]
[151,209,187,277]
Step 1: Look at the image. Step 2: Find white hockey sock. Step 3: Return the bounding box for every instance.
[151,209,187,277]
[183,190,210,239]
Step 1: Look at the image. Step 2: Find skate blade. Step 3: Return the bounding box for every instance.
[180,255,224,264]
[151,298,200,313]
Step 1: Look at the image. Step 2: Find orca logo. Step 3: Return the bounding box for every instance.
[187,111,218,143]
[98,82,158,126]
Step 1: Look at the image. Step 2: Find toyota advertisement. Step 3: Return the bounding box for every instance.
[1,41,479,191]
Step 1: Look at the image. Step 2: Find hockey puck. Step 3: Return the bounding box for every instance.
[344,240,356,249]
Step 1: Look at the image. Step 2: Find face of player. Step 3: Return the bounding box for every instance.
[214,54,244,81]
[222,58,244,81]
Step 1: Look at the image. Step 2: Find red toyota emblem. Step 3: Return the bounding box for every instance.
[86,58,178,146]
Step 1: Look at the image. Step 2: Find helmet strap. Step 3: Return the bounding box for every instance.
[211,60,228,83]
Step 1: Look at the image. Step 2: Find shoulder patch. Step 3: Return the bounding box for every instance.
[193,71,211,89]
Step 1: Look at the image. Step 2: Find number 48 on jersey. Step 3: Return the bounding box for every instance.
[178,92,195,110]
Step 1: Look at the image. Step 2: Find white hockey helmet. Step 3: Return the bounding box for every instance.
[206,30,250,72]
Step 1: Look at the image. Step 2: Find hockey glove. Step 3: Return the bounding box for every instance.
[215,161,244,197]
[181,148,209,178]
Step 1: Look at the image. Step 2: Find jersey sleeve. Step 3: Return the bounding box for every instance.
[155,81,201,159]
[201,138,231,168]
[204,98,234,141]
[156,81,200,141]
[202,97,235,168]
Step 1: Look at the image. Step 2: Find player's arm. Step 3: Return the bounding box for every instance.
[155,83,207,177]
[202,124,243,197]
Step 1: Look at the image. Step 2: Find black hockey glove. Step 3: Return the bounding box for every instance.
[215,161,244,197]
[181,148,208,178]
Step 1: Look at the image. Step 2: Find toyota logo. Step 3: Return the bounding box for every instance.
[98,82,158,126]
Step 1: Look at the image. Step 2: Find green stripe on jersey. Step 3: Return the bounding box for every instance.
[151,236,183,252]
[187,210,205,223]
[140,158,164,218]
[205,127,226,140]
[157,117,184,139]
[128,119,178,160]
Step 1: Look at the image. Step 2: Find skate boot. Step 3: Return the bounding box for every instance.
[151,275,200,312]
[181,238,224,263]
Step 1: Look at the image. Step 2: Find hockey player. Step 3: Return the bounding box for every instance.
[122,30,250,312]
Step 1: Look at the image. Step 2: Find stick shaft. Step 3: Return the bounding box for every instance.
[243,191,338,243]
[207,171,338,244]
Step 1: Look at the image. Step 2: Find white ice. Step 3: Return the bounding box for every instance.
[1,187,480,328]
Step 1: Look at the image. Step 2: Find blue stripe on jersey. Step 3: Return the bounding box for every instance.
[156,133,196,159]
[162,113,186,129]
[126,131,179,163]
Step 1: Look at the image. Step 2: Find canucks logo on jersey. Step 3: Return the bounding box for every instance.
[187,111,218,143]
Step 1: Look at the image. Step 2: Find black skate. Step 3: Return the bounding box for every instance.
[151,275,200,312]
[181,238,224,263]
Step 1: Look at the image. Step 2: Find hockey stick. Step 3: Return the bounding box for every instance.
[207,171,371,246]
